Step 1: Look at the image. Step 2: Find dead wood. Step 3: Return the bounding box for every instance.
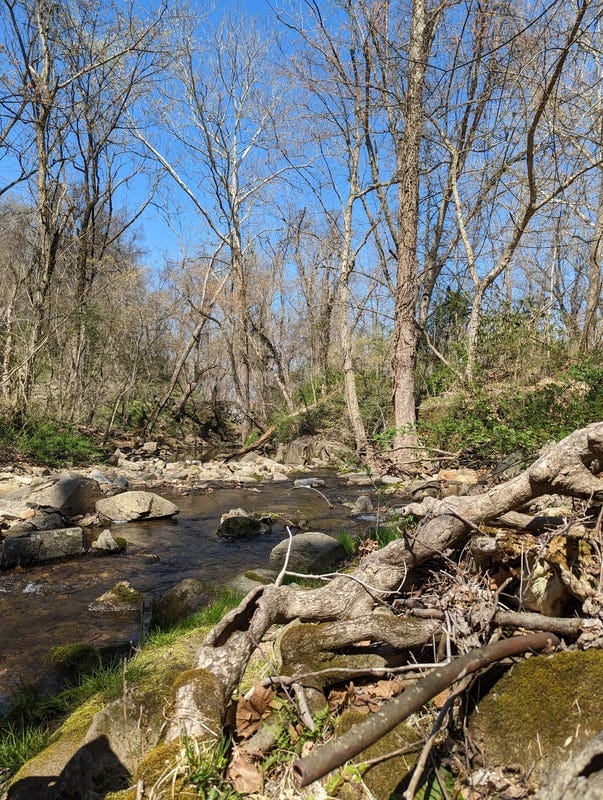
[493,609,584,637]
[167,423,603,742]
[293,632,560,787]
[217,425,276,461]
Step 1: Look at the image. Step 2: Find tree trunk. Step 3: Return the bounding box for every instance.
[391,0,428,460]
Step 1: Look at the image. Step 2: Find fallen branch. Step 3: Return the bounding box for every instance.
[218,426,276,461]
[493,609,583,637]
[167,424,601,743]
[293,631,560,787]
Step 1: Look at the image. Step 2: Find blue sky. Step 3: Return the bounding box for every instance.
[133,0,287,275]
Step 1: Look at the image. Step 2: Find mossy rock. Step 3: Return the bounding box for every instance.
[329,709,420,800]
[469,649,603,778]
[150,578,211,629]
[6,695,107,798]
[134,740,185,786]
[89,581,143,613]
[279,623,401,690]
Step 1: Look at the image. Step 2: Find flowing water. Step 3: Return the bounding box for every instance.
[0,475,373,706]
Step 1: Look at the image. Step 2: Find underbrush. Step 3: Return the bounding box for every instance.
[418,360,603,466]
[0,413,102,466]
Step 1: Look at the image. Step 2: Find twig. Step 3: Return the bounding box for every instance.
[292,682,316,731]
[275,526,295,587]
[292,484,334,509]
[281,569,407,599]
[442,505,490,536]
[261,659,452,690]
[293,632,560,787]
[404,674,472,800]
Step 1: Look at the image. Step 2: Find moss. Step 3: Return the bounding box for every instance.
[243,569,273,584]
[469,650,603,777]
[279,624,395,690]
[134,740,200,799]
[9,695,104,785]
[43,643,100,681]
[112,582,142,605]
[134,740,183,785]
[331,709,420,800]
[105,791,137,800]
[170,668,224,734]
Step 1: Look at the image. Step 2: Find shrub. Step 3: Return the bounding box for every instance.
[18,418,101,466]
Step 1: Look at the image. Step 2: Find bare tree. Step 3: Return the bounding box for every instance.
[136,10,300,442]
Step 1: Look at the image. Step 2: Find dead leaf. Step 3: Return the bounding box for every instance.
[432,689,450,709]
[227,749,263,794]
[371,679,405,700]
[328,682,355,713]
[235,685,276,740]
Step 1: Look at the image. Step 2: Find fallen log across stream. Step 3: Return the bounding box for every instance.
[166,422,603,764]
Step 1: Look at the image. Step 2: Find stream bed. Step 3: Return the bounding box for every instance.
[0,474,373,706]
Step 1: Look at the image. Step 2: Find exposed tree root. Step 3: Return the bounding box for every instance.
[166,422,603,755]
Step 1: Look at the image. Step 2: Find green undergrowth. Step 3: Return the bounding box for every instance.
[145,587,243,645]
[0,413,102,466]
[418,359,603,466]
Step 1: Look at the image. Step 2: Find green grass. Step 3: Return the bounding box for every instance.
[0,721,50,792]
[0,658,136,788]
[337,529,358,557]
[184,735,242,800]
[145,588,244,644]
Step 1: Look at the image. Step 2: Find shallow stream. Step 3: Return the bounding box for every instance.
[0,474,373,706]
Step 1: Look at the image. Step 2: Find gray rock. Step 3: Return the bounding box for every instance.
[3,472,103,518]
[226,568,277,595]
[151,578,210,628]
[276,436,351,466]
[269,531,345,574]
[5,511,66,534]
[352,495,373,515]
[96,491,179,522]
[90,529,123,553]
[141,441,158,453]
[217,508,262,539]
[1,527,85,568]
[0,499,34,520]
[293,477,326,488]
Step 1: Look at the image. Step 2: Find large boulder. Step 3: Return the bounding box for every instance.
[2,472,103,519]
[468,649,603,782]
[96,491,179,523]
[0,527,85,568]
[275,436,351,466]
[269,531,345,574]
[151,578,211,629]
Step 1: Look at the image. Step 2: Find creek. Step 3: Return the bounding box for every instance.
[0,473,373,707]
